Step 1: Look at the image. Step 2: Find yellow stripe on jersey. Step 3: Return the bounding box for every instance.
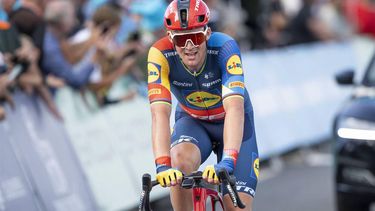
[223,94,244,102]
[150,101,172,106]
[148,47,171,92]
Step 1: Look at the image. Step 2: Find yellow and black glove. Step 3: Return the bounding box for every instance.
[202,165,219,183]
[155,156,183,187]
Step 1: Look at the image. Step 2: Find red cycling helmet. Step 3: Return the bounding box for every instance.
[164,0,210,31]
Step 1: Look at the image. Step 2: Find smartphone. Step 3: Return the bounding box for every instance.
[7,64,23,82]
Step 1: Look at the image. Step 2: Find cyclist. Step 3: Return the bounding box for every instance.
[147,0,259,210]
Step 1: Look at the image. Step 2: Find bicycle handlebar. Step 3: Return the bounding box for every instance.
[139,169,246,211]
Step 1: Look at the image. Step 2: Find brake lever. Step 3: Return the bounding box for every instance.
[218,169,246,209]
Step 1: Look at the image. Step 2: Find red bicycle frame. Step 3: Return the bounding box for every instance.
[192,186,224,211]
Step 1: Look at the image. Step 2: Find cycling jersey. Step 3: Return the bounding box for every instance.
[147,32,251,121]
[147,32,259,197]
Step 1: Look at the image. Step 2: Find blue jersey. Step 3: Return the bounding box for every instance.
[148,32,259,197]
[147,32,251,121]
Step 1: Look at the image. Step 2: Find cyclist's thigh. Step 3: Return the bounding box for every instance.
[171,114,213,164]
[223,112,259,198]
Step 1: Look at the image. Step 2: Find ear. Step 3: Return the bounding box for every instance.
[206,27,212,41]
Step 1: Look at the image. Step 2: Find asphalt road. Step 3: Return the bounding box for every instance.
[132,142,337,211]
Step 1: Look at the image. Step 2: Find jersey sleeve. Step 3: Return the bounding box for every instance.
[219,39,245,100]
[147,46,172,105]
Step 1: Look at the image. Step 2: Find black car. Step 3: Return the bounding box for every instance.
[333,52,375,211]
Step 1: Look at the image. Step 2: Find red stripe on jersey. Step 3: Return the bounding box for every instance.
[153,36,174,51]
[148,84,172,103]
[179,104,226,121]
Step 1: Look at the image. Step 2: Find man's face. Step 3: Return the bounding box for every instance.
[169,27,211,71]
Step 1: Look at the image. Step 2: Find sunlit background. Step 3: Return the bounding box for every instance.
[0,0,375,210]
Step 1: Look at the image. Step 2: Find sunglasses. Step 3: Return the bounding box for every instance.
[169,27,208,48]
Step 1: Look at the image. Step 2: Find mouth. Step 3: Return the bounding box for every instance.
[185,51,198,60]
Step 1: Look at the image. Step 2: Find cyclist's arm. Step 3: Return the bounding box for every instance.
[147,45,172,164]
[219,38,246,152]
[222,96,244,151]
[150,103,172,158]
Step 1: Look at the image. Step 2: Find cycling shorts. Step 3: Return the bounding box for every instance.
[170,105,259,197]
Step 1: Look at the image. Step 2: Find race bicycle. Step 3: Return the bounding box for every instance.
[139,169,245,211]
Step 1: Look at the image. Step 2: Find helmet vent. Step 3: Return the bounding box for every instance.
[197,15,205,23]
[180,9,188,28]
[166,18,172,26]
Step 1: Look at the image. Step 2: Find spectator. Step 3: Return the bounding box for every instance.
[317,0,352,40]
[41,0,97,89]
[1,0,17,15]
[286,0,336,45]
[240,0,263,49]
[0,52,13,121]
[87,4,140,105]
[256,0,290,49]
[17,35,63,120]
[21,0,46,17]
[7,1,44,43]
[343,0,375,38]
[0,18,63,119]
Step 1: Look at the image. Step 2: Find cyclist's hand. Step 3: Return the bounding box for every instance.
[202,165,220,184]
[155,156,183,187]
[156,168,183,187]
[203,149,238,184]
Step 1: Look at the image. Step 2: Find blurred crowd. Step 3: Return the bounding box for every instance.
[0,0,374,121]
[245,0,375,49]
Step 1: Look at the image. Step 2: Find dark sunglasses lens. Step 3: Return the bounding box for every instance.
[173,35,188,47]
[173,32,205,47]
[195,33,206,45]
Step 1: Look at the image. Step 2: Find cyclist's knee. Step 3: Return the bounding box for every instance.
[171,143,201,173]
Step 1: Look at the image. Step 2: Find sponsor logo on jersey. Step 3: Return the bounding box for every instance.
[207,50,219,55]
[148,88,161,96]
[204,72,214,79]
[229,81,244,89]
[226,55,243,75]
[148,63,160,83]
[171,135,199,148]
[186,91,221,108]
[236,185,255,196]
[253,157,259,179]
[173,80,193,87]
[202,78,221,88]
[164,51,178,58]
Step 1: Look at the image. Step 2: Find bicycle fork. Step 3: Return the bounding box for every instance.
[192,187,224,211]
